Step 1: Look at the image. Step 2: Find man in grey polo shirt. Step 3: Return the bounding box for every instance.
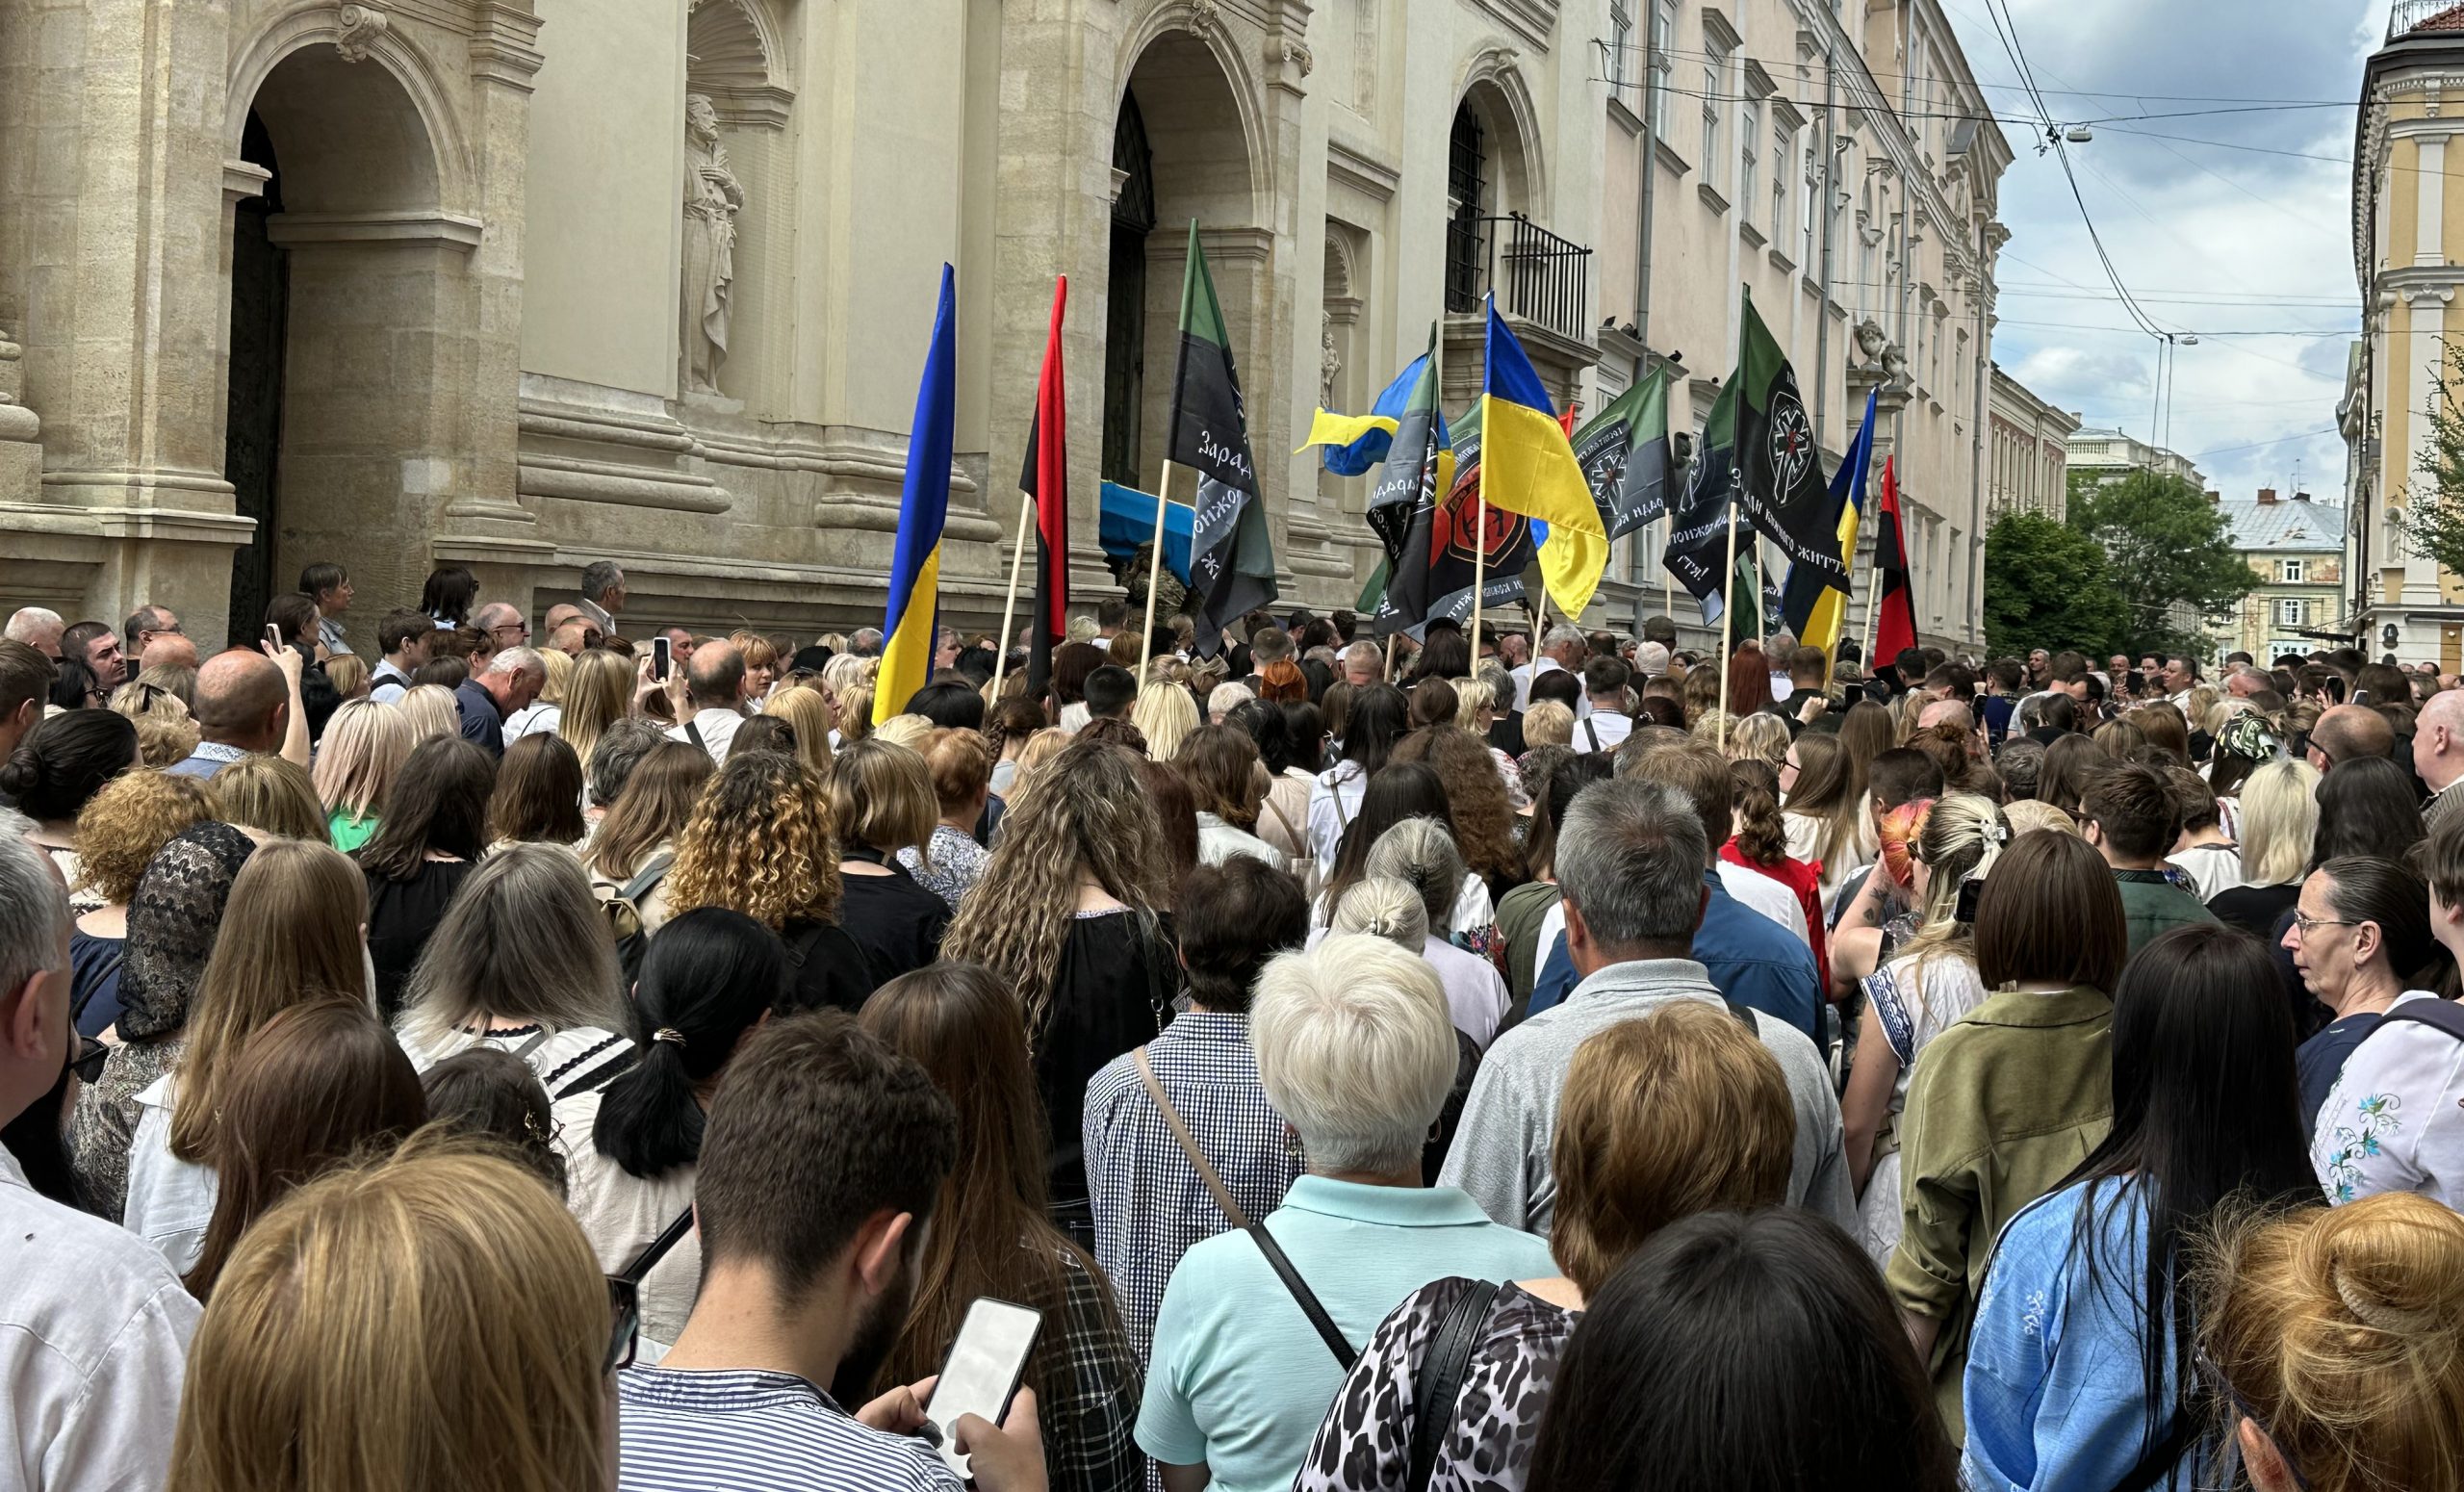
[1439,776,1854,1234]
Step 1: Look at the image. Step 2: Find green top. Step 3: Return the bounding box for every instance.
[1885,983,2114,1438]
[328,809,379,854]
[2111,868,2220,958]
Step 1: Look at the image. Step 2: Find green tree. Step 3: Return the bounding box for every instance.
[2066,470,2257,658]
[2399,364,2464,576]
[1984,511,2129,656]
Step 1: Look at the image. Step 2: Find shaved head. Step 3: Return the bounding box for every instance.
[1917,698,1973,733]
[193,649,287,750]
[2416,689,2464,792]
[141,634,199,672]
[2311,704,2395,772]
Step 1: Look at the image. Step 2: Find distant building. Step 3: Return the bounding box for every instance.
[2208,489,2347,663]
[2065,425,2205,493]
[1987,367,2078,522]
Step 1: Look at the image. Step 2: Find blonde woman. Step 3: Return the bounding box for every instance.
[321,652,371,701]
[209,755,327,841]
[830,737,949,985]
[582,739,711,936]
[167,1143,614,1492]
[1723,710,1791,768]
[1011,726,1069,792]
[124,839,368,1273]
[2209,758,2320,938]
[1835,793,2007,1267]
[67,770,214,1039]
[502,644,571,740]
[558,648,633,768]
[1131,679,1199,761]
[2003,800,2081,838]
[111,680,200,768]
[943,738,1177,1235]
[1522,700,1575,750]
[760,682,837,781]
[313,699,416,852]
[836,683,876,744]
[872,712,935,750]
[730,629,780,702]
[666,748,875,1012]
[397,682,459,743]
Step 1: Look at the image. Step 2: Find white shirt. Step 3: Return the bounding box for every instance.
[1195,812,1285,869]
[2313,990,2464,1207]
[2167,842,2246,904]
[121,1075,217,1276]
[553,1089,701,1350]
[503,700,564,741]
[1305,762,1372,871]
[1425,936,1509,1049]
[0,1148,199,1492]
[1575,710,1632,755]
[668,707,744,763]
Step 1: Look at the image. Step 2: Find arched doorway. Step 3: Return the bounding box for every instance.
[220,39,469,640]
[1099,31,1259,505]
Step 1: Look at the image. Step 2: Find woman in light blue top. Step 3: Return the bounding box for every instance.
[1964,923,2317,1492]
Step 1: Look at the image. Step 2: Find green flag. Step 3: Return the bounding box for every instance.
[1572,367,1676,541]
[1731,292,1845,588]
[1168,221,1277,653]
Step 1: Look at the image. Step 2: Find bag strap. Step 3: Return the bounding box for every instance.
[1133,1046,1249,1228]
[508,1027,552,1060]
[620,853,677,904]
[1582,717,1601,753]
[1263,793,1304,855]
[684,717,706,753]
[2378,997,2464,1043]
[618,1205,697,1284]
[1407,1280,1500,1492]
[1245,1220,1356,1369]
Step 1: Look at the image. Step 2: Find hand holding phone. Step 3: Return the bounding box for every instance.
[652,634,672,682]
[923,1299,1040,1479]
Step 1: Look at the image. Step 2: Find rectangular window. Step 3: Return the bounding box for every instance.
[1650,1,1676,139]
[2281,557,2305,583]
[1801,139,1819,265]
[1703,50,1724,184]
[1609,2,1632,95]
[1738,103,1758,214]
[1772,126,1791,242]
[2277,599,2307,628]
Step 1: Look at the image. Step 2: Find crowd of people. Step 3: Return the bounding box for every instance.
[7,567,2464,1492]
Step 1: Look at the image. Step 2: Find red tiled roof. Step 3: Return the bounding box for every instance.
[2419,2,2464,30]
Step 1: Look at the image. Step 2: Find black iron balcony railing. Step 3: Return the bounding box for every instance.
[1444,213,1593,345]
[2391,0,2464,39]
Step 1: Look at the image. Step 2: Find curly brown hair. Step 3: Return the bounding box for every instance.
[1390,723,1522,887]
[73,769,214,904]
[941,741,1168,1037]
[663,751,841,931]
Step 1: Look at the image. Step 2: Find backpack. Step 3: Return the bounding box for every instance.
[597,855,675,984]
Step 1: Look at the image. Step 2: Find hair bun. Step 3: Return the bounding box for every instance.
[2309,1197,2464,1335]
[0,743,37,800]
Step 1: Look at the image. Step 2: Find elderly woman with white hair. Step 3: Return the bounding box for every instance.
[1336,819,1510,1048]
[1135,934,1554,1492]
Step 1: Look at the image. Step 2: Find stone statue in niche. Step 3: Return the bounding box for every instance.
[1321,314,1341,408]
[680,94,745,398]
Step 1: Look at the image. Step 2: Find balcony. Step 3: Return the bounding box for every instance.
[1440,214,1599,412]
[2391,0,2464,39]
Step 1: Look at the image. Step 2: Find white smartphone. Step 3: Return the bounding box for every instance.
[922,1298,1040,1478]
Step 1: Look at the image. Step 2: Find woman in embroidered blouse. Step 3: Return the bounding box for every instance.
[1963,923,2315,1492]
[896,728,994,910]
[1839,792,2005,1268]
[1295,1002,1795,1492]
[861,962,1144,1492]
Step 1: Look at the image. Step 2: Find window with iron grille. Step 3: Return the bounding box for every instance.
[1446,104,1487,314]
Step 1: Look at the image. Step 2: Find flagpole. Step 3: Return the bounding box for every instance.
[1716,499,1740,752]
[1661,515,1676,621]
[1142,463,1176,677]
[1862,562,1883,674]
[989,489,1034,697]
[1470,296,1490,669]
[1756,535,1769,649]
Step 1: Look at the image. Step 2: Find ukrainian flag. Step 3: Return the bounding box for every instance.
[1478,298,1607,619]
[874,265,957,725]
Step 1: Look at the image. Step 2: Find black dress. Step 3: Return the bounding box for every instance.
[836,850,951,989]
[363,859,477,1021]
[1039,909,1179,1237]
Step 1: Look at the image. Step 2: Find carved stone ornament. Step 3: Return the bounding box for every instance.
[1278,39,1316,76]
[335,4,388,63]
[1188,0,1224,36]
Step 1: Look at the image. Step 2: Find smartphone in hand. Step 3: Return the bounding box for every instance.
[651,634,672,682]
[921,1299,1040,1479]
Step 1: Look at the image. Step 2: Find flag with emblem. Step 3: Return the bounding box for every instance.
[1730,291,1848,589]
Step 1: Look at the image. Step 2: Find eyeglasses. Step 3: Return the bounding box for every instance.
[603,1275,641,1374]
[2195,1346,2313,1492]
[71,1035,108,1085]
[2289,913,2358,938]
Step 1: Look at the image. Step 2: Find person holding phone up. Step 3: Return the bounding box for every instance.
[615,1012,1047,1492]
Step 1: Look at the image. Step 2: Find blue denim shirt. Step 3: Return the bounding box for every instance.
[1528,871,1821,1041]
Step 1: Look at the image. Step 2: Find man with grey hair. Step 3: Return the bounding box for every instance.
[457,646,545,758]
[578,559,627,638]
[1511,622,1588,712]
[669,638,748,762]
[1439,778,1853,1234]
[3,606,63,659]
[121,605,181,660]
[0,823,200,1486]
[1339,638,1382,687]
[846,627,885,658]
[1137,934,1553,1490]
[1206,681,1254,725]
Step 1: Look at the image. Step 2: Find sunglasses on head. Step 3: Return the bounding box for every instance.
[603,1204,697,1374]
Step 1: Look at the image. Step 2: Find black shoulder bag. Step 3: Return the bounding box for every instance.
[1406,1279,1501,1492]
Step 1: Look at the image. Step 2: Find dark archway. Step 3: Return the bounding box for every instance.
[1102,95,1155,488]
[223,111,288,647]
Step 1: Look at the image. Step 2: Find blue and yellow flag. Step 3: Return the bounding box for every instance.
[1297,355,1429,476]
[875,265,957,725]
[1782,388,1879,665]
[1478,299,1606,619]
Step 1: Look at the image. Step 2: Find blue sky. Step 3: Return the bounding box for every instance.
[1942,0,2376,500]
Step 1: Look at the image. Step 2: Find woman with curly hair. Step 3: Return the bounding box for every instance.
[1391,721,1525,901]
[982,695,1046,799]
[68,770,214,1038]
[941,739,1178,1238]
[664,748,875,1014]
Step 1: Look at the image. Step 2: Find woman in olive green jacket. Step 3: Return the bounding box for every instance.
[1885,829,2123,1438]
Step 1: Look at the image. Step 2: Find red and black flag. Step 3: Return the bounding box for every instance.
[1872,456,1917,664]
[1020,278,1070,699]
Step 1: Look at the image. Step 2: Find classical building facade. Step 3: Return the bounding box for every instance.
[1587,0,2010,651]
[1986,363,2075,523]
[0,0,1620,646]
[2064,425,2204,493]
[2206,488,2346,664]
[2345,0,2464,668]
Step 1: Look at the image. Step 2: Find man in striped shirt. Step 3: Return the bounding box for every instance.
[616,1014,1048,1492]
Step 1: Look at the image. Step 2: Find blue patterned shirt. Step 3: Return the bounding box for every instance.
[617,1366,962,1492]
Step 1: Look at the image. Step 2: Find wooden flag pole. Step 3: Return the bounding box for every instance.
[1756,535,1769,649]
[1661,515,1677,620]
[1471,474,1489,669]
[1716,501,1741,752]
[988,490,1034,698]
[1861,562,1883,674]
[1141,463,1177,678]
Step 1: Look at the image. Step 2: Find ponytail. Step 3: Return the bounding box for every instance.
[592,907,787,1180]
